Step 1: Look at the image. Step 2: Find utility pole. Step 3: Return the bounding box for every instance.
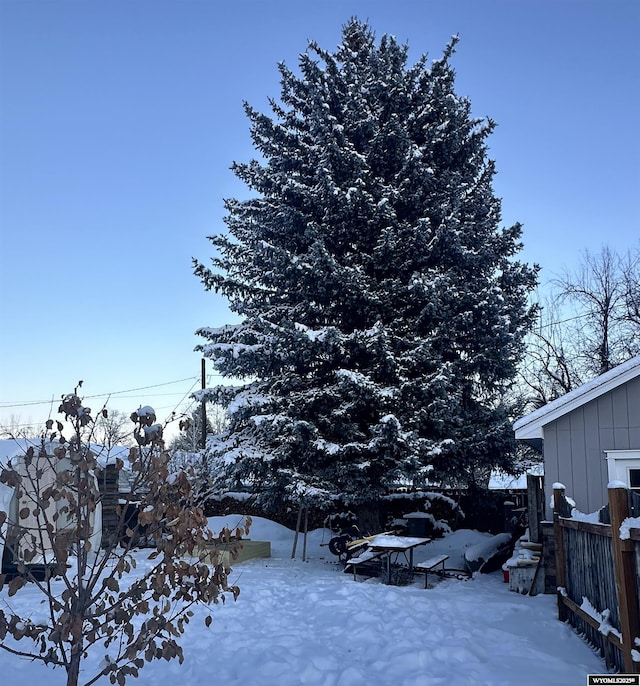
[201,358,207,450]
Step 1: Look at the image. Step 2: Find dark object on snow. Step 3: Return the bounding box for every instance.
[404,512,430,538]
[328,535,349,557]
[325,512,371,562]
[464,532,513,574]
[327,525,370,562]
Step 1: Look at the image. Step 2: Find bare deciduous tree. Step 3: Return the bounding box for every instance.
[168,405,229,506]
[0,383,244,686]
[0,414,39,440]
[92,408,135,448]
[519,298,581,408]
[519,245,640,409]
[169,405,228,454]
[622,247,640,330]
[555,246,634,376]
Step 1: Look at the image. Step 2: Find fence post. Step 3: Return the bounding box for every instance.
[302,509,309,562]
[527,474,544,544]
[291,507,303,559]
[553,484,568,622]
[608,484,640,674]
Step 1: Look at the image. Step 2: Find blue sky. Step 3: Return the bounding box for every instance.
[1,0,638,436]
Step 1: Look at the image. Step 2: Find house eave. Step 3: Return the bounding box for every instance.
[513,355,640,440]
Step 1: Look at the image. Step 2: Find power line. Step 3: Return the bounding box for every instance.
[1,399,201,432]
[0,376,204,409]
[167,378,201,420]
[1,400,199,431]
[535,301,633,330]
[536,312,590,329]
[89,377,200,397]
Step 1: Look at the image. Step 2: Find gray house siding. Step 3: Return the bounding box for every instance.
[542,376,640,517]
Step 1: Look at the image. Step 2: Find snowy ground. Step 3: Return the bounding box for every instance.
[1,516,606,686]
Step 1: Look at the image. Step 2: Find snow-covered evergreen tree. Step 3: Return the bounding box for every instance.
[194,19,538,512]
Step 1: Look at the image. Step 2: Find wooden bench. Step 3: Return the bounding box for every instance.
[344,549,387,581]
[415,554,450,588]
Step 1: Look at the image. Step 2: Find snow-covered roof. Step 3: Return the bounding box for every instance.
[513,355,640,441]
[488,463,544,489]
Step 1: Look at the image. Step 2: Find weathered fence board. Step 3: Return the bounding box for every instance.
[554,485,640,674]
[564,526,619,626]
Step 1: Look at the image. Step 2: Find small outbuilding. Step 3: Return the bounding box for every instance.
[514,355,640,518]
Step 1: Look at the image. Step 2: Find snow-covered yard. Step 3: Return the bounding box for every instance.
[1,516,606,685]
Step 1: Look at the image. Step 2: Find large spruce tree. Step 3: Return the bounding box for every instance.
[194,19,538,512]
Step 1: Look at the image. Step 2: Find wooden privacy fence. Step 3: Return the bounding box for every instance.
[553,484,640,673]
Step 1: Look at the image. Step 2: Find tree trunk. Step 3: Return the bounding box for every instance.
[67,619,82,686]
[67,521,86,686]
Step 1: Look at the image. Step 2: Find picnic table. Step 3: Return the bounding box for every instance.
[366,534,430,585]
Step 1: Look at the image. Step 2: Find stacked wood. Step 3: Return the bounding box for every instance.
[97,464,120,548]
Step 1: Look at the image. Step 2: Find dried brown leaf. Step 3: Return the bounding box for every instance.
[8,575,26,597]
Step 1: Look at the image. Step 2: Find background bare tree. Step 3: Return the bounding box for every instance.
[168,405,229,506]
[518,244,640,410]
[3,410,136,448]
[0,384,243,686]
[622,247,640,329]
[0,414,38,439]
[92,408,135,448]
[169,405,228,454]
[555,245,638,376]
[519,298,581,409]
